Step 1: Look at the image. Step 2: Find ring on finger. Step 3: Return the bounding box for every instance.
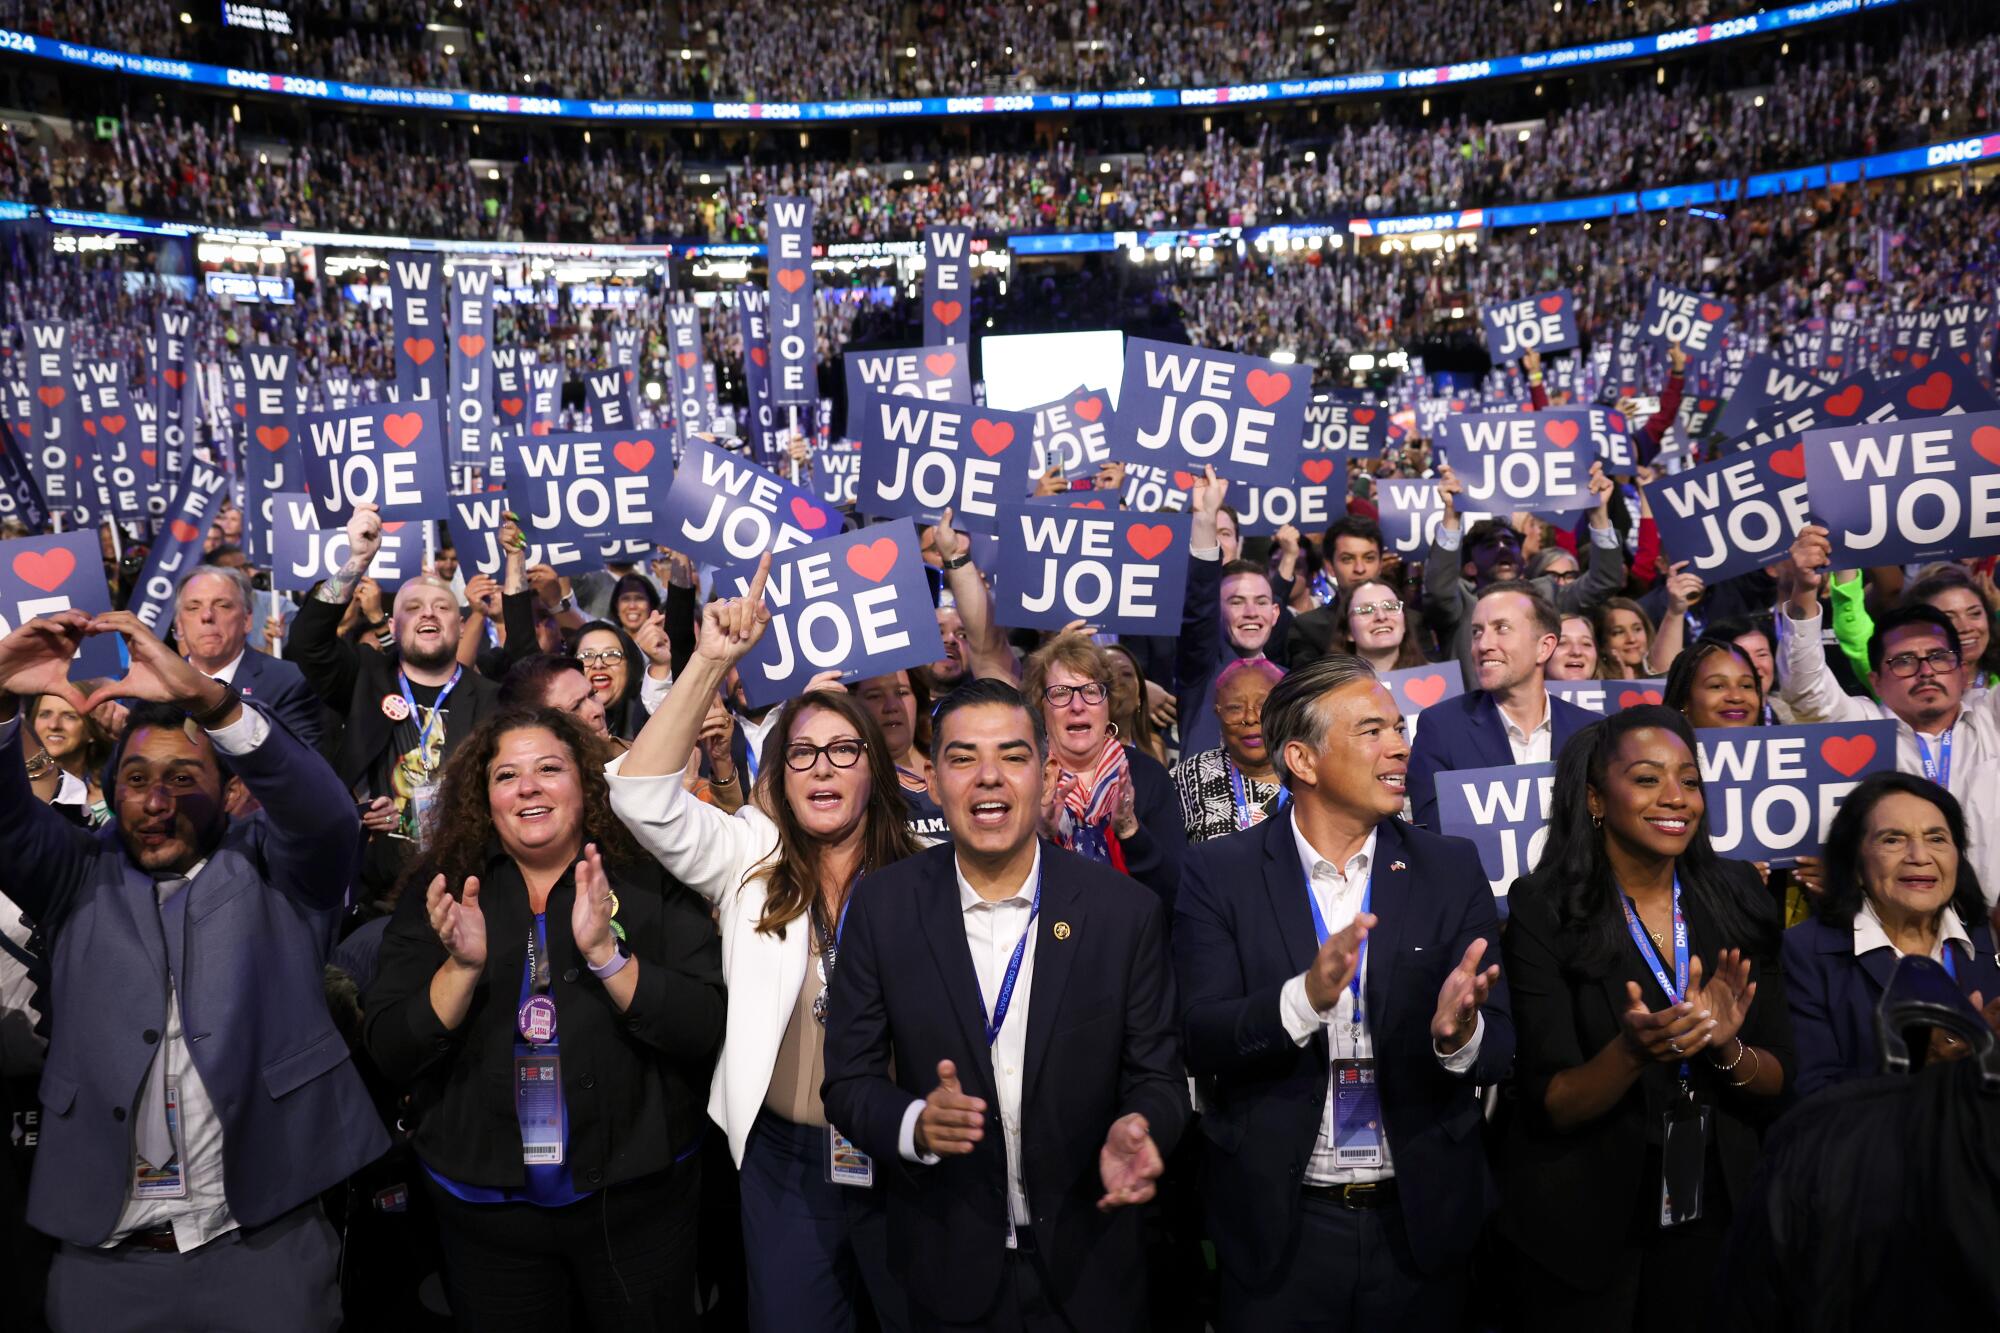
[1667,1039,1682,1055]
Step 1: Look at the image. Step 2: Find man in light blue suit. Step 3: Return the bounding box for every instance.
[0,608,385,1332]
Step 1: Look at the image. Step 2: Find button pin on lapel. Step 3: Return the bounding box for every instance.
[1390,861,1407,872]
[1053,922,1071,941]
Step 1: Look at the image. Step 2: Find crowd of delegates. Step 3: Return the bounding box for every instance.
[6,18,1996,244]
[14,0,1780,103]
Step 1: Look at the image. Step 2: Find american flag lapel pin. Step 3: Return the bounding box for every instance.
[1390,861,1407,872]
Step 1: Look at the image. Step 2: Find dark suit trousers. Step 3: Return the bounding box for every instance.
[908,1228,1082,1333]
[1219,1194,1464,1333]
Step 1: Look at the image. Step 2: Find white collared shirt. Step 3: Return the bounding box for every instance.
[1277,814,1483,1185]
[1854,897,1974,966]
[1501,690,1553,765]
[899,847,1043,1243]
[191,648,246,686]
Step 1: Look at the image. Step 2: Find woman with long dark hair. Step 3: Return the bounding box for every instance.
[1326,577,1429,672]
[607,555,919,1332]
[573,619,649,739]
[1661,637,1764,729]
[364,707,724,1331]
[1496,705,1792,1331]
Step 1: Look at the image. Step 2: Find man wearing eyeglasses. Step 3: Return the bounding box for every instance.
[1783,525,2000,907]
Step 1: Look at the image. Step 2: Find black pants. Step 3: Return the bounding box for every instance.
[1218,1194,1465,1333]
[427,1162,699,1333]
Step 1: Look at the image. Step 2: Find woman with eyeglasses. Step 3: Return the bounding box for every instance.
[572,620,649,740]
[1327,578,1427,672]
[1021,631,1187,904]
[607,556,920,1332]
[1171,658,1287,844]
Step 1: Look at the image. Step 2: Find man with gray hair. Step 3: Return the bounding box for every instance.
[1173,653,1512,1332]
[172,563,322,748]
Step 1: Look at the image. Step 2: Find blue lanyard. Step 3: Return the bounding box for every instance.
[1305,865,1372,1033]
[1227,762,1289,831]
[1917,728,1953,789]
[399,664,463,772]
[1942,940,1960,981]
[981,879,1042,1047]
[741,726,761,783]
[518,913,549,1008]
[1621,877,1690,1081]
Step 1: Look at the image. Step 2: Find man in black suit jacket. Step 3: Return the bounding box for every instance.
[171,564,322,747]
[1173,654,1513,1332]
[824,678,1190,1333]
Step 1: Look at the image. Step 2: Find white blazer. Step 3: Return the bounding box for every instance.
[606,754,812,1165]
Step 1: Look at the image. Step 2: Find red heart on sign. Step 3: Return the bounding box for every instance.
[1912,352,1931,369]
[1618,689,1664,709]
[1824,385,1863,417]
[457,334,486,359]
[1819,733,1876,778]
[612,439,654,472]
[255,425,290,452]
[1353,408,1376,424]
[1073,500,1106,509]
[1072,395,1103,422]
[1827,354,1844,368]
[11,547,74,592]
[1403,674,1448,708]
[383,412,424,447]
[1126,524,1174,561]
[1301,459,1335,484]
[81,420,96,436]
[1697,398,1718,412]
[749,347,768,368]
[1892,348,1909,363]
[530,422,552,436]
[169,519,200,543]
[140,449,156,466]
[676,352,697,370]
[625,369,635,384]
[1699,303,1725,322]
[1538,295,1565,315]
[381,522,406,534]
[232,402,246,417]
[930,300,962,325]
[1769,443,1806,479]
[1970,426,2000,467]
[924,352,957,378]
[775,268,807,294]
[970,419,1014,456]
[1544,419,1579,448]
[163,368,186,390]
[403,337,435,366]
[9,422,25,436]
[36,386,64,409]
[1244,368,1292,407]
[100,414,126,434]
[845,537,898,583]
[1906,371,1953,413]
[499,397,524,416]
[790,496,828,530]
[1172,471,1197,490]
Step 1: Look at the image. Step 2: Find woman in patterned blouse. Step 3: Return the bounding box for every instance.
[1172,657,1288,844]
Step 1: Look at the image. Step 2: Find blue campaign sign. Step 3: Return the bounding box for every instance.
[1639,281,1735,356]
[506,428,675,546]
[659,436,842,568]
[389,256,444,406]
[129,457,233,632]
[1712,353,1828,441]
[0,529,122,679]
[842,344,973,439]
[1231,456,1348,537]
[922,227,975,347]
[1109,338,1308,486]
[582,367,636,432]
[1302,397,1388,456]
[1381,664,1464,726]
[242,345,300,562]
[1695,721,1897,862]
[444,490,593,578]
[766,197,817,407]
[1870,360,2000,422]
[78,359,146,522]
[271,492,426,592]
[1729,369,1883,450]
[1546,679,1667,715]
[1436,761,1557,894]
[1027,387,1113,481]
[1645,436,1810,582]
[1802,411,2000,567]
[856,394,1035,535]
[990,503,1190,634]
[814,441,862,508]
[0,430,47,531]
[298,400,453,526]
[1118,463,1193,514]
[719,522,945,709]
[1479,289,1580,362]
[1437,409,1599,514]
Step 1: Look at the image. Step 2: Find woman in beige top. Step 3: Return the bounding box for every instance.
[607,557,920,1333]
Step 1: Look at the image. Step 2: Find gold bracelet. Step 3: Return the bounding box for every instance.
[1729,1045,1761,1088]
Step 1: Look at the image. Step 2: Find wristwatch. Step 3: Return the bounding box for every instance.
[554,593,574,613]
[940,552,973,571]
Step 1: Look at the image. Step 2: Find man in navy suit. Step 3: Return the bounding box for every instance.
[823,678,1190,1332]
[172,564,322,748]
[0,609,384,1331]
[1174,654,1513,1332]
[1405,579,1594,832]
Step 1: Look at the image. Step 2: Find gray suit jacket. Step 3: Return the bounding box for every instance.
[0,705,386,1246]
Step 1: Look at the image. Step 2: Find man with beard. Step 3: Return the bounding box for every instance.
[171,564,321,747]
[1176,469,1293,756]
[288,503,500,894]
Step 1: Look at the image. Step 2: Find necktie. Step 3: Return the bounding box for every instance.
[135,877,188,1170]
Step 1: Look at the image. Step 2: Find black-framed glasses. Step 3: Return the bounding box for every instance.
[1547,568,1582,585]
[785,739,867,771]
[578,649,627,666]
[1882,648,1961,678]
[1042,681,1109,707]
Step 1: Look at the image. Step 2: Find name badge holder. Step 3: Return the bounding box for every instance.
[516,915,565,1166]
[132,1077,190,1200]
[1621,878,1713,1228]
[811,896,875,1187]
[1308,868,1382,1167]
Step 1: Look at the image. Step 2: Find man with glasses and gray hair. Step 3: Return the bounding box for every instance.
[171,563,322,748]
[1172,653,1512,1332]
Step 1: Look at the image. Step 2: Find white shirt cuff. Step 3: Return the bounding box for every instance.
[1280,972,1336,1045]
[1589,523,1621,549]
[1434,526,1463,553]
[1190,545,1221,561]
[639,667,671,715]
[898,1099,940,1164]
[206,702,270,754]
[1434,1013,1485,1073]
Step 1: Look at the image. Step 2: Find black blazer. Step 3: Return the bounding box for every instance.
[822,841,1191,1332]
[233,646,324,749]
[1173,813,1514,1288]
[362,851,724,1191]
[1495,860,1794,1288]
[1404,687,1596,832]
[288,593,502,791]
[1116,745,1187,910]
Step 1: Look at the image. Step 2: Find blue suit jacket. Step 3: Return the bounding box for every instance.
[1782,913,2000,1099]
[1405,688,1595,832]
[0,706,385,1246]
[1173,813,1513,1288]
[232,646,322,750]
